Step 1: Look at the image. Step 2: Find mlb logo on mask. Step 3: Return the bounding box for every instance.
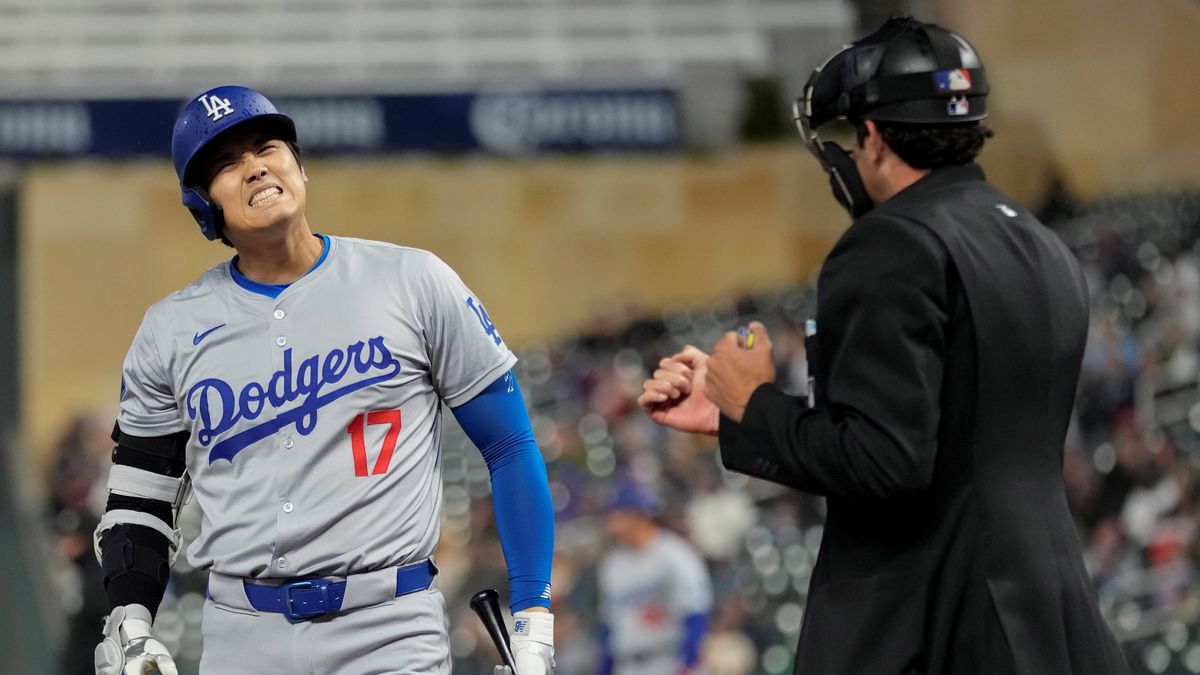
[934,68,973,93]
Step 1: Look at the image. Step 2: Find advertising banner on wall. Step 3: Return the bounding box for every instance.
[0,88,680,159]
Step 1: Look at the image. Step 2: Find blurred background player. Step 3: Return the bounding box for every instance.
[92,86,555,675]
[48,412,114,675]
[597,482,712,675]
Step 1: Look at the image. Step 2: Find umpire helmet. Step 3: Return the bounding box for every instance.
[794,18,989,217]
[171,86,297,240]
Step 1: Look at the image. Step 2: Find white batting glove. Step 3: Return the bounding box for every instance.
[94,604,178,675]
[511,611,555,675]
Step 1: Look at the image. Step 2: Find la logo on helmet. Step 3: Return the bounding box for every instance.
[199,94,235,122]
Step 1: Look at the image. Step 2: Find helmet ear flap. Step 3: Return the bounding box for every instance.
[181,186,225,241]
[818,141,874,218]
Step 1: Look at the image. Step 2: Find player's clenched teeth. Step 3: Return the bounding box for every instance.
[249,186,283,207]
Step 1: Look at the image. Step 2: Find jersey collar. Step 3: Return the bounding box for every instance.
[229,234,330,300]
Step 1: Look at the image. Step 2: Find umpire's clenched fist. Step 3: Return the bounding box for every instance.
[705,321,775,423]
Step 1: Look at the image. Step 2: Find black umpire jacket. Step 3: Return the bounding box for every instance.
[719,164,1130,674]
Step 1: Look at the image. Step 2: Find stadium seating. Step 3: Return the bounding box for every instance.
[0,0,852,97]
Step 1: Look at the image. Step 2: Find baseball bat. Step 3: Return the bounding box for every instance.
[470,588,517,671]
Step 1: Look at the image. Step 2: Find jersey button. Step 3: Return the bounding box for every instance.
[276,557,288,569]
[283,502,294,513]
[276,336,287,347]
[273,309,286,320]
[283,438,294,449]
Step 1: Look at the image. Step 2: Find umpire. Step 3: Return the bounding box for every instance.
[638,18,1130,675]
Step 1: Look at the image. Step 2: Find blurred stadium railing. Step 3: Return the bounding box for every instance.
[0,0,851,95]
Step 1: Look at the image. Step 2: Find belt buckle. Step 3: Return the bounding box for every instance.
[282,578,332,623]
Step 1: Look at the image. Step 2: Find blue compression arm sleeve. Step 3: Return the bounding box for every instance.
[681,612,709,667]
[452,371,554,612]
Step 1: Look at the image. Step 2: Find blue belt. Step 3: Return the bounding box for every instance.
[242,559,436,623]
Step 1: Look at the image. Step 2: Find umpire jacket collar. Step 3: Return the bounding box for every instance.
[885,162,986,206]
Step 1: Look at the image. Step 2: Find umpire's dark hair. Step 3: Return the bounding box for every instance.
[214,139,304,248]
[853,119,993,170]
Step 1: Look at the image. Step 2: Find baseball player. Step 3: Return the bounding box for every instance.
[597,483,712,675]
[92,85,556,675]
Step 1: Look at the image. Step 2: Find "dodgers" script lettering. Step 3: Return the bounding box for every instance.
[186,336,401,464]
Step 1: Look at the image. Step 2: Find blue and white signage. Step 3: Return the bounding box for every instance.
[0,87,680,158]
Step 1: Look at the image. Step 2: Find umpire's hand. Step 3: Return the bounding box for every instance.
[638,346,720,436]
[705,321,775,423]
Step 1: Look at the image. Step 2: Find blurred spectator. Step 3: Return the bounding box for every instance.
[596,482,712,675]
[48,410,115,675]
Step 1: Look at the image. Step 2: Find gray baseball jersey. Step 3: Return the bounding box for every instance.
[598,530,713,674]
[117,236,515,578]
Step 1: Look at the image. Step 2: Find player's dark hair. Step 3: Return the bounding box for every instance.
[286,140,303,167]
[853,119,993,169]
[213,139,304,248]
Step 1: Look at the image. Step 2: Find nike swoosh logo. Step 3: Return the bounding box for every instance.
[193,323,227,346]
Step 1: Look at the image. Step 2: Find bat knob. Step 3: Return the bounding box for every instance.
[470,588,516,669]
[470,588,501,612]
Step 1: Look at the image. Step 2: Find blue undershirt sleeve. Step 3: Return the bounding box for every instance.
[598,623,614,675]
[681,612,708,667]
[451,370,554,612]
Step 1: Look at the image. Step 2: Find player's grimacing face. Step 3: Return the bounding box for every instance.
[202,125,307,235]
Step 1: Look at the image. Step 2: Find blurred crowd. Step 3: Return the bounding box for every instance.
[46,193,1200,675]
[1060,193,1200,674]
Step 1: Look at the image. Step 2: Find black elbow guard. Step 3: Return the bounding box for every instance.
[98,422,191,617]
[99,522,172,618]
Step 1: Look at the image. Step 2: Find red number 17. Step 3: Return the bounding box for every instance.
[346,409,402,477]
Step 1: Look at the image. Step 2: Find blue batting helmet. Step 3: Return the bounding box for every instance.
[171,85,297,240]
[607,482,661,517]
